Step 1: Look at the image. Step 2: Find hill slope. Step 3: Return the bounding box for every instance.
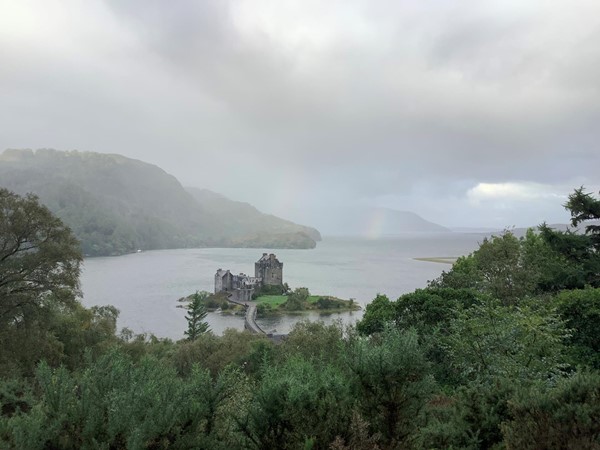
[187,188,321,242]
[0,149,320,255]
[364,207,449,234]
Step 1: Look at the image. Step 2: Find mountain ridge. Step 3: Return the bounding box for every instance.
[0,149,320,255]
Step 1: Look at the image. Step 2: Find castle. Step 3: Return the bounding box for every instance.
[214,253,283,302]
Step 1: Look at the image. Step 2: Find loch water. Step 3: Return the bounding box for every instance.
[80,233,486,339]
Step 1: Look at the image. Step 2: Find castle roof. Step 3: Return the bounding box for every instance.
[257,253,280,263]
[215,269,231,278]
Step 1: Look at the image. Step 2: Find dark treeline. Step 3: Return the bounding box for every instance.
[1,187,599,449]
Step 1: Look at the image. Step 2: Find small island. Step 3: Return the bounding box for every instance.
[179,286,359,319]
[180,253,360,336]
[181,253,360,325]
[213,253,358,312]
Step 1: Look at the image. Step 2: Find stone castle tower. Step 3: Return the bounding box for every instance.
[255,253,283,286]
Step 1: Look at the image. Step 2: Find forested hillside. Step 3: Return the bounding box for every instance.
[187,187,321,243]
[0,149,320,255]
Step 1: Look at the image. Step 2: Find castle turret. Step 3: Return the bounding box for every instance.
[255,253,283,286]
[214,269,233,293]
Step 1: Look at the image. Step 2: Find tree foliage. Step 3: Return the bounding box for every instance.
[537,187,600,288]
[443,299,568,382]
[432,227,590,299]
[356,294,394,335]
[346,327,435,448]
[565,187,600,247]
[0,188,82,324]
[238,356,352,450]
[0,189,91,377]
[502,371,600,449]
[1,350,242,449]
[554,288,600,369]
[281,287,310,311]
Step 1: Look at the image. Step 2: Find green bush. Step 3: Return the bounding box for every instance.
[238,356,352,449]
[346,327,435,448]
[422,379,516,450]
[281,287,310,311]
[258,284,287,296]
[1,350,245,449]
[554,288,600,369]
[502,371,600,449]
[256,303,273,316]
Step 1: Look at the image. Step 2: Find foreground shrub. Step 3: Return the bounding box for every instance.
[346,327,435,449]
[1,350,242,449]
[502,371,600,449]
[238,356,352,450]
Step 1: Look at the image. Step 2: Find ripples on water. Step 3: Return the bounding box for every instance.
[80,233,485,339]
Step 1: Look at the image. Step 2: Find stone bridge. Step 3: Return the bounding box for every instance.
[227,291,267,335]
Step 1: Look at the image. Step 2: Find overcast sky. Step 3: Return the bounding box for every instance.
[1,0,599,232]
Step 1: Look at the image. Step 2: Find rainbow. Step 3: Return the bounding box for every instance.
[363,208,387,239]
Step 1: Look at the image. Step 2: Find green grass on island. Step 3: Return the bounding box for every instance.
[255,289,361,316]
[254,295,289,307]
[255,295,326,307]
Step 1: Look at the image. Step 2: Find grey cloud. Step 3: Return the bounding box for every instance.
[1,0,599,229]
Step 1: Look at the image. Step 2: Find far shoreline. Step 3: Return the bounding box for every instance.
[413,256,458,264]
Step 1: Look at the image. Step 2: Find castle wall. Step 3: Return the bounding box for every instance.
[264,266,282,285]
[237,289,254,303]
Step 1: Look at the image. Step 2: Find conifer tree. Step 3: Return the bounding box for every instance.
[180,291,210,340]
[565,187,600,250]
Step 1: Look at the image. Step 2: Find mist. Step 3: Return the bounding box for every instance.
[2,0,599,232]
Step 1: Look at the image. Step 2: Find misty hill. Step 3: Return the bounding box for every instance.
[361,208,449,235]
[315,206,449,236]
[0,149,320,255]
[187,188,321,242]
